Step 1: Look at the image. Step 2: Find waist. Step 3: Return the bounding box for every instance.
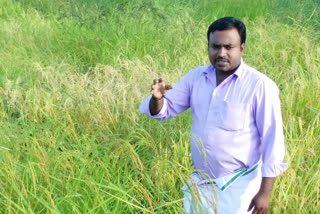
[190,130,261,178]
[193,161,261,191]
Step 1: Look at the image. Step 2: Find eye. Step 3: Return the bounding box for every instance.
[226,45,232,50]
[211,44,219,49]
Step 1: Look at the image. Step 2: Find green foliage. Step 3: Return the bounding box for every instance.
[0,0,320,213]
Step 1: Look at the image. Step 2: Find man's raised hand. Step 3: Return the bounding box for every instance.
[149,78,172,115]
[150,78,173,99]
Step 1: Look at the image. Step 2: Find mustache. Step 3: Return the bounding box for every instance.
[215,57,229,62]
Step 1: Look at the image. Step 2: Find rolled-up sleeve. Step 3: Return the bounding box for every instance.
[254,79,288,177]
[139,96,168,122]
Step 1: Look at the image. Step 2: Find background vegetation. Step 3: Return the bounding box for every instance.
[0,0,319,213]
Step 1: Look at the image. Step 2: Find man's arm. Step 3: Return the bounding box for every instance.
[149,78,172,115]
[247,177,275,214]
[247,78,288,213]
[140,70,193,120]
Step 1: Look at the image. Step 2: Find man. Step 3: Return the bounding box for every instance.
[139,17,288,213]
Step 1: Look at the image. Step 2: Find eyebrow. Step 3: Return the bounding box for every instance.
[211,43,233,47]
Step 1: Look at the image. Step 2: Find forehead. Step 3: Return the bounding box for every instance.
[209,28,241,44]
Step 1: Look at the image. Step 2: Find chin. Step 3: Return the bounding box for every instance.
[214,65,230,72]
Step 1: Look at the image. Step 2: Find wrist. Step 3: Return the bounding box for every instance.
[258,177,275,196]
[258,189,271,197]
[152,96,163,101]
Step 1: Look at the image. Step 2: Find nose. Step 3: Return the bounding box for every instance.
[217,47,227,57]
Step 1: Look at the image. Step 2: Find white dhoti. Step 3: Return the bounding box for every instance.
[182,164,262,214]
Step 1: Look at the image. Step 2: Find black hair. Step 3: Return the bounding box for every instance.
[207,17,246,44]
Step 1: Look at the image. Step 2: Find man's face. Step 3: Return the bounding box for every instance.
[208,28,245,72]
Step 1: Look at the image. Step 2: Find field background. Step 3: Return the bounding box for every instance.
[0,0,320,213]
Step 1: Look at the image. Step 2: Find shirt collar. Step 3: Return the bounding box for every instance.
[234,59,245,78]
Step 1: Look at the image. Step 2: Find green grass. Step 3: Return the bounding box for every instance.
[0,0,320,213]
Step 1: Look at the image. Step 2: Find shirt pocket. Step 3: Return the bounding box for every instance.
[217,101,249,131]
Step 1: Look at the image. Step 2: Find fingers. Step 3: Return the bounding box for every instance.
[165,85,173,90]
[153,78,164,84]
[151,78,172,90]
[150,77,172,99]
[252,208,258,214]
[248,201,268,214]
[247,199,254,212]
[252,208,265,214]
[151,78,163,92]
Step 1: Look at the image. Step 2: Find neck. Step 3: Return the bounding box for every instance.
[215,64,240,86]
[215,68,235,78]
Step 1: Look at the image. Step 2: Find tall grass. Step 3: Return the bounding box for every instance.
[0,0,319,213]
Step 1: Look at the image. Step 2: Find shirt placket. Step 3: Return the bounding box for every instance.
[205,73,234,128]
[203,73,220,150]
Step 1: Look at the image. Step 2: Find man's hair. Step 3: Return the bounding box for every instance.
[207,17,246,44]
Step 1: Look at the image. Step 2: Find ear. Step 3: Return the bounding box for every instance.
[240,43,245,55]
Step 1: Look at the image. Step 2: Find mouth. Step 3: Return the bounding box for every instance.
[215,58,228,62]
[215,59,229,66]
